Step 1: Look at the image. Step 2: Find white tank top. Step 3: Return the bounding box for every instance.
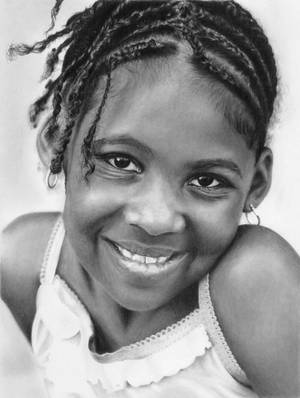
[31,216,258,398]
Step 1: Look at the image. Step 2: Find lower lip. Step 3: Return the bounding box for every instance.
[106,241,188,279]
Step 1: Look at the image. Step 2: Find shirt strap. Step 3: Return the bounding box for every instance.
[198,273,250,386]
[40,216,65,285]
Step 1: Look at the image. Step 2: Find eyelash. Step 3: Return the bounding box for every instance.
[97,153,143,173]
[187,174,233,192]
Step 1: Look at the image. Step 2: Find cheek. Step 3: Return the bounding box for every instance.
[190,196,244,256]
[63,177,136,267]
[62,182,123,277]
[64,175,128,229]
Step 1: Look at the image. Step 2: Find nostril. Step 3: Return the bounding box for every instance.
[125,211,140,226]
[124,206,186,236]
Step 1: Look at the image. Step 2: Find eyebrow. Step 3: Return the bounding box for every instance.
[93,135,242,178]
[187,159,243,178]
[93,135,154,156]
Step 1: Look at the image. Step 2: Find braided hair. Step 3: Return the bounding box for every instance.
[9,0,278,177]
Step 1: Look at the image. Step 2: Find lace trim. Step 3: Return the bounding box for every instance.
[34,276,212,393]
[198,274,249,386]
[86,324,211,392]
[55,274,205,362]
[40,217,64,284]
[94,308,205,362]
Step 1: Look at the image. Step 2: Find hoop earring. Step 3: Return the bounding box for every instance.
[46,169,58,189]
[245,204,261,226]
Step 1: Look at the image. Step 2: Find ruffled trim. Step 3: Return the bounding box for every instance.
[198,274,249,386]
[32,276,212,393]
[87,323,211,392]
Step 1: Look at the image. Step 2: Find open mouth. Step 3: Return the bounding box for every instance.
[106,239,187,276]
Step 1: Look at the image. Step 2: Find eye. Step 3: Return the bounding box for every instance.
[104,154,142,173]
[188,175,228,190]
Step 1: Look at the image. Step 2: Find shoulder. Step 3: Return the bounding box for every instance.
[1,211,61,280]
[213,225,300,287]
[0,212,61,337]
[212,225,300,296]
[210,225,300,396]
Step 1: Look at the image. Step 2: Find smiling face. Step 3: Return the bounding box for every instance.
[62,56,267,311]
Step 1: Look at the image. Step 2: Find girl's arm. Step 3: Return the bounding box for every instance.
[0,298,48,398]
[211,225,300,397]
[0,213,57,397]
[0,212,59,338]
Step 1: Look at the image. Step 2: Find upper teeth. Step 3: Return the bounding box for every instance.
[117,245,169,265]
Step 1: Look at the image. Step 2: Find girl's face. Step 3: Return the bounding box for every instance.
[63,59,259,311]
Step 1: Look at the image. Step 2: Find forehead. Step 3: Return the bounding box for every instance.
[75,56,254,167]
[83,53,253,131]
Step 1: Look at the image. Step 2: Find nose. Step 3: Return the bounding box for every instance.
[124,179,186,236]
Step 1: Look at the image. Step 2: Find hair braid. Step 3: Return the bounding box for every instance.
[8,27,72,59]
[191,2,276,112]
[55,1,129,91]
[102,1,178,36]
[103,15,268,120]
[180,19,268,119]
[173,23,265,131]
[203,12,274,115]
[186,5,274,107]
[33,35,101,141]
[83,0,129,55]
[43,54,97,170]
[10,0,278,177]
[202,37,268,119]
[89,2,271,122]
[47,82,65,140]
[30,76,65,141]
[30,55,82,131]
[29,78,58,127]
[82,70,112,177]
[50,37,171,176]
[50,119,76,174]
[80,38,173,176]
[197,51,264,147]
[49,77,86,174]
[42,37,73,80]
[46,0,65,34]
[71,1,175,75]
[223,1,277,94]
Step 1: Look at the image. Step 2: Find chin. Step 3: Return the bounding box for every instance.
[105,273,193,313]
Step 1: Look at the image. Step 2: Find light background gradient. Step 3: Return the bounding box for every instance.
[1,0,300,254]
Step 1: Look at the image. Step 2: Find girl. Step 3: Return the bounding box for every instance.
[1,1,299,397]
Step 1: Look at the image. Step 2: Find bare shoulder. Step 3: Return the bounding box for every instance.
[210,225,300,396]
[212,225,300,289]
[0,212,61,338]
[1,211,61,280]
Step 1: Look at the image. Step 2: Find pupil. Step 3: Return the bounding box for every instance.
[199,176,214,187]
[115,157,130,168]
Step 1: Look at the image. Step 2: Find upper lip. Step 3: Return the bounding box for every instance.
[105,238,183,259]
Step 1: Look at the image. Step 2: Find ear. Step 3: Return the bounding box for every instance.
[244,147,273,211]
[36,119,56,168]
